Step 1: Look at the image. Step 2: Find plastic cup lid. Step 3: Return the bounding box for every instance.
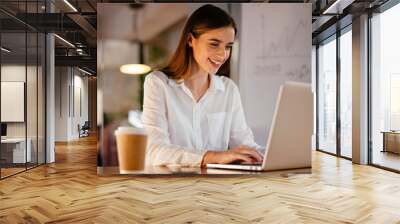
[114,126,147,135]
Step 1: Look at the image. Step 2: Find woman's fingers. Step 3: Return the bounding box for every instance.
[203,150,261,165]
[233,146,263,162]
[230,152,253,163]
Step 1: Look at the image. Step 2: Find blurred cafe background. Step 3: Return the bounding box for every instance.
[97,3,312,171]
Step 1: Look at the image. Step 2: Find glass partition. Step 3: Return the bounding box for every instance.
[339,28,352,158]
[37,32,45,165]
[371,3,400,171]
[317,36,337,155]
[27,30,38,169]
[0,1,46,179]
[0,17,28,177]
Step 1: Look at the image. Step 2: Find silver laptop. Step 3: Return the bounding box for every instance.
[206,81,314,171]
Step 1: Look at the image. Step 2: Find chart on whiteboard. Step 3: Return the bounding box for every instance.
[238,3,312,146]
[241,4,311,82]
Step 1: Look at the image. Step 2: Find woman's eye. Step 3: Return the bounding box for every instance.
[209,43,219,47]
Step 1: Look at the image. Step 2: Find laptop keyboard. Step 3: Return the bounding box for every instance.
[230,161,262,166]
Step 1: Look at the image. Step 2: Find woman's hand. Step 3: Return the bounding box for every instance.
[229,145,264,162]
[201,145,263,167]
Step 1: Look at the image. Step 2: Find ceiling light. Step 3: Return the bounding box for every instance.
[63,0,78,12]
[1,47,11,53]
[54,34,75,48]
[120,64,151,75]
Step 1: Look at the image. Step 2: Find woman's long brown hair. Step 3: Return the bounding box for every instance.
[160,4,237,80]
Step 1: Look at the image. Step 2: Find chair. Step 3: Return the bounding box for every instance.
[78,121,90,138]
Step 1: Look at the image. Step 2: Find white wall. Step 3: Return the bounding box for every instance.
[238,4,312,146]
[55,67,68,141]
[99,40,141,114]
[1,66,26,131]
[72,74,89,138]
[1,65,38,138]
[55,67,89,141]
[1,82,25,122]
[1,64,46,163]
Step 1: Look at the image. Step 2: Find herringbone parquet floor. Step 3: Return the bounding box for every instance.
[1,135,400,223]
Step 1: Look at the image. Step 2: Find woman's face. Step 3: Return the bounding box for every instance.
[188,26,235,75]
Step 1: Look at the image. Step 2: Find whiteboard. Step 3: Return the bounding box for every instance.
[1,82,25,122]
[239,4,312,146]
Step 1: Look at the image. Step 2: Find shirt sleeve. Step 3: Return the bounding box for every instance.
[142,74,206,167]
[229,83,265,154]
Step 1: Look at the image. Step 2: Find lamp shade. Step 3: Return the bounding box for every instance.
[120,64,151,75]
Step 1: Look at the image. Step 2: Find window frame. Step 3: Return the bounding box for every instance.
[316,23,353,161]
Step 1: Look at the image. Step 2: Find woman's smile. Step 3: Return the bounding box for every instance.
[208,58,223,69]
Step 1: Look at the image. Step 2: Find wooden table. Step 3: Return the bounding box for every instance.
[98,165,312,176]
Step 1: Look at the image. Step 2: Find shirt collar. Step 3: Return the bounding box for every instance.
[167,74,225,92]
[167,78,183,87]
[209,74,225,92]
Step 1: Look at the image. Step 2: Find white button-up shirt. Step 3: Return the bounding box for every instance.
[142,71,263,167]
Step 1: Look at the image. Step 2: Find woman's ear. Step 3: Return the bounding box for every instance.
[187,33,194,48]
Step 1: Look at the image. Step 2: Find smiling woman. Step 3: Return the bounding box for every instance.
[142,4,264,168]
